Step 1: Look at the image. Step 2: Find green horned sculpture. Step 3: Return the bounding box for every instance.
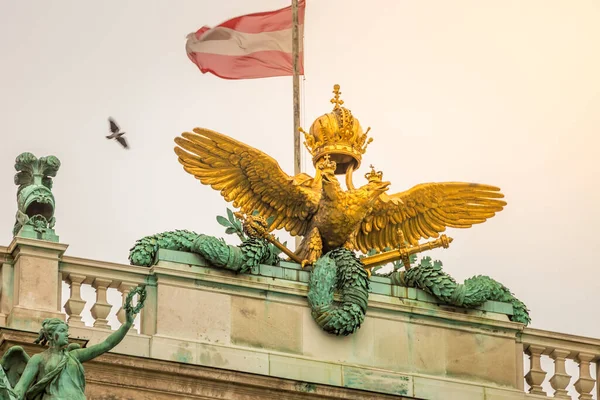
[0,286,146,400]
[12,152,61,242]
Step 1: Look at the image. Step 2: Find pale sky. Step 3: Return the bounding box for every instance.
[1,0,599,343]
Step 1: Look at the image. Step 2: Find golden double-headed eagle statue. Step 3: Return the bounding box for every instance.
[174,85,506,266]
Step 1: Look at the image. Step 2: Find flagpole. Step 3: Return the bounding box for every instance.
[292,0,301,176]
[292,0,302,251]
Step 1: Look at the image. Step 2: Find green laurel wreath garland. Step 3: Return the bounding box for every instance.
[124,285,147,315]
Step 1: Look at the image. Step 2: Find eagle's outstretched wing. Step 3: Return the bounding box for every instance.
[174,128,321,237]
[354,182,506,253]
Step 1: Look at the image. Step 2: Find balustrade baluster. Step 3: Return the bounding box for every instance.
[549,349,571,399]
[596,360,599,400]
[525,345,547,396]
[64,273,86,327]
[574,352,596,400]
[90,278,113,329]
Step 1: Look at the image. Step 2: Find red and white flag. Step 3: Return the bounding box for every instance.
[186,1,306,80]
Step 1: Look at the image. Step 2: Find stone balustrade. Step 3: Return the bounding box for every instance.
[60,255,150,331]
[521,328,599,399]
[1,238,599,399]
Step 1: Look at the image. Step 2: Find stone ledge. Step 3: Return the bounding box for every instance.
[146,258,525,391]
[35,306,525,397]
[155,248,515,319]
[154,260,518,334]
[0,328,410,400]
[111,332,527,399]
[519,327,600,360]
[68,325,152,358]
[60,256,149,287]
[7,306,66,332]
[343,366,412,396]
[7,236,69,260]
[411,375,530,400]
[0,246,9,264]
[0,327,531,400]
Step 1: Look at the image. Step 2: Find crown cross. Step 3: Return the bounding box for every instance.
[330,84,344,109]
[317,154,337,174]
[365,164,384,182]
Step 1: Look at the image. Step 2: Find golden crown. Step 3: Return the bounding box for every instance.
[316,154,337,175]
[300,84,373,175]
[365,165,383,183]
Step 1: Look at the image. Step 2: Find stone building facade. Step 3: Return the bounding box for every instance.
[0,237,598,399]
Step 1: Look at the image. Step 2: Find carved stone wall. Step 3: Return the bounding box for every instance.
[0,329,408,400]
[0,239,599,399]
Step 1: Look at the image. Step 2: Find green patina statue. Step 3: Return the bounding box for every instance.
[0,286,146,399]
[12,153,61,242]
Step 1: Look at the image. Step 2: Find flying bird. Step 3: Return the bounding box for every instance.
[106,117,129,149]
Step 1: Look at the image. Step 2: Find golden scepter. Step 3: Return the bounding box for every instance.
[234,212,308,266]
[235,212,453,275]
[360,229,453,271]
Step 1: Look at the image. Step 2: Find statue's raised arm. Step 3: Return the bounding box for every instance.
[0,285,146,400]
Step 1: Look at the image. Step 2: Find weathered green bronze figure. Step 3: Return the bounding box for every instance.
[12,152,61,242]
[0,287,146,399]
